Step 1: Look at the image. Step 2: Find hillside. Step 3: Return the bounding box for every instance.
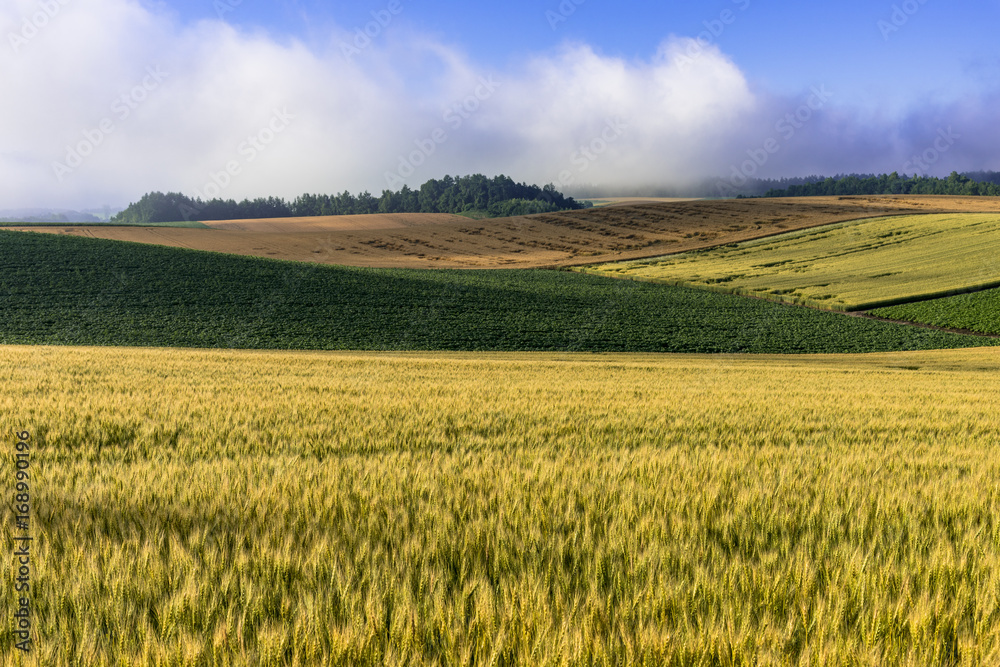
[7,195,1000,269]
[583,213,1000,311]
[0,229,992,353]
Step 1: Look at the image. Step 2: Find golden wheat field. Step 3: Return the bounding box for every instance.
[4,345,1000,665]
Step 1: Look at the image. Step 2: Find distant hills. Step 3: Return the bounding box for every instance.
[0,207,122,223]
[566,171,1000,199]
[760,171,1000,198]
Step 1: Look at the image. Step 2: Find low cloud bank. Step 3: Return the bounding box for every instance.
[1,0,997,208]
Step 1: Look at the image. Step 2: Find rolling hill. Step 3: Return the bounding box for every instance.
[0,228,993,353]
[582,213,1000,311]
[6,195,1000,269]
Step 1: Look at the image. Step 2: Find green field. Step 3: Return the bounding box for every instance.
[581,214,1000,311]
[0,230,991,353]
[873,286,1000,335]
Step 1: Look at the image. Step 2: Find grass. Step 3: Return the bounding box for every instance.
[580,214,1000,311]
[872,286,1000,335]
[454,210,493,220]
[0,229,991,353]
[3,344,1000,665]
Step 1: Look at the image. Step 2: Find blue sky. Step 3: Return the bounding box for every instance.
[2,0,999,208]
[166,0,998,105]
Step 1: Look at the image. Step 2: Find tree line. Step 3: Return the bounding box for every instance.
[762,172,1000,198]
[112,175,587,224]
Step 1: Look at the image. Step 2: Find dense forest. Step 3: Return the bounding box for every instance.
[762,172,1000,198]
[112,175,587,224]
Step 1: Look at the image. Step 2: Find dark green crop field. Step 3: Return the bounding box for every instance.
[0,230,993,353]
[873,288,1000,336]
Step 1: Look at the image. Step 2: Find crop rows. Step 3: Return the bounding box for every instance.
[0,230,991,353]
[3,345,1000,665]
[581,214,1000,311]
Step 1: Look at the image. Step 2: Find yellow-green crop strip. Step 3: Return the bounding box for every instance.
[581,213,1000,311]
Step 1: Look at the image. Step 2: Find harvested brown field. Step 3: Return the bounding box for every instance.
[201,212,466,232]
[8,196,1000,269]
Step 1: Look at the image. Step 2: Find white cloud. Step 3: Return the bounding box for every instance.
[1,0,997,209]
[473,39,757,191]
